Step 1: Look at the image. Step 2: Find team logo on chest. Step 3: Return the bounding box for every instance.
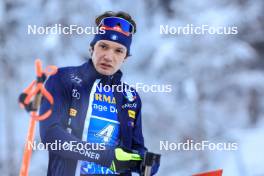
[123,89,137,102]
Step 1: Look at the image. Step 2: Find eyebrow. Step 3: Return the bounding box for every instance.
[100,41,125,51]
[100,42,109,46]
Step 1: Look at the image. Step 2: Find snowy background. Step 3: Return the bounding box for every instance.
[1,0,264,175]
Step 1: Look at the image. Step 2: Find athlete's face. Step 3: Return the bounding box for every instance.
[91,40,127,76]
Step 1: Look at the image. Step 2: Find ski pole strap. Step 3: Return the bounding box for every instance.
[18,59,57,121]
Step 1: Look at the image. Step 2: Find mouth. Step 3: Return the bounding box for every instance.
[99,63,113,70]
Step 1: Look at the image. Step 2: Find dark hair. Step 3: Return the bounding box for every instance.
[95,11,137,33]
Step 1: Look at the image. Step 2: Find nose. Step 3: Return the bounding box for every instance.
[103,49,114,62]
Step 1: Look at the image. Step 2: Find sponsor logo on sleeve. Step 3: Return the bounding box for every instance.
[128,110,136,119]
[69,108,78,117]
[72,89,81,99]
[122,103,137,109]
[128,121,134,127]
[70,73,82,85]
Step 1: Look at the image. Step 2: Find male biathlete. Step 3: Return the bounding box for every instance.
[40,11,159,176]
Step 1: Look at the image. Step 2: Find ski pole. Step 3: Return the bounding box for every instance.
[141,152,161,176]
[18,59,57,176]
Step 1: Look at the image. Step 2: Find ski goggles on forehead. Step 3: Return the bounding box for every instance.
[99,17,135,34]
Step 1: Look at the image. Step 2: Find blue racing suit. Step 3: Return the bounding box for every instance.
[39,59,159,175]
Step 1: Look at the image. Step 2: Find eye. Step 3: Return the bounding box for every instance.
[99,44,107,49]
[116,49,124,54]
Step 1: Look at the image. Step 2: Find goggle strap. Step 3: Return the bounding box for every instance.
[100,25,131,36]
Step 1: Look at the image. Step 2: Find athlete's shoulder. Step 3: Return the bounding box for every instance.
[57,62,85,77]
[47,62,87,88]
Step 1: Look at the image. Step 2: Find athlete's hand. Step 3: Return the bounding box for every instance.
[110,148,142,173]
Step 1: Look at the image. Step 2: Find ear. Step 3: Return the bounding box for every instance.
[124,52,131,61]
[89,46,93,57]
[123,56,128,62]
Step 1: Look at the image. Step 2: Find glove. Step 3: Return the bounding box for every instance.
[110,148,142,173]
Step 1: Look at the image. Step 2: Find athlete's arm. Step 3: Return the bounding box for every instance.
[131,95,160,175]
[39,72,114,167]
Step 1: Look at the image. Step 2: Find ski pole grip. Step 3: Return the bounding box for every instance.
[18,59,57,121]
[141,152,161,176]
[143,152,161,166]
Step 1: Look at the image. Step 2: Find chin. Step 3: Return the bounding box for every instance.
[98,68,113,76]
